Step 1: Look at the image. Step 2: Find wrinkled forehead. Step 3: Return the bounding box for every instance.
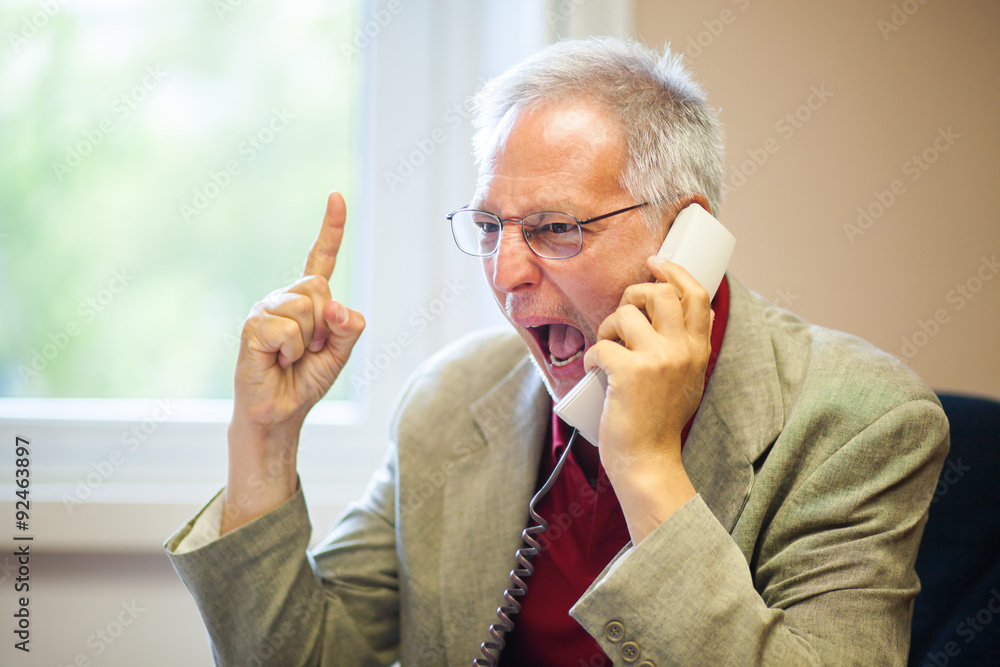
[472,100,627,212]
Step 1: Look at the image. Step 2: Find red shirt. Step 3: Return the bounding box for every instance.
[498,277,731,666]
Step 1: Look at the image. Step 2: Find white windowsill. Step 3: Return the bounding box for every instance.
[0,398,382,554]
[0,397,362,426]
[6,485,356,554]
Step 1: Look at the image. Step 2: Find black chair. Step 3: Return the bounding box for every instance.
[909,393,1000,666]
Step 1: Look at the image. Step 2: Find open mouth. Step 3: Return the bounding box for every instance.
[529,323,586,368]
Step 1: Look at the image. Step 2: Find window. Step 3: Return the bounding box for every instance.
[0,0,370,548]
[0,0,625,551]
[1,0,358,402]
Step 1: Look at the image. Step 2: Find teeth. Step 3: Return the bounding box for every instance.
[549,349,583,367]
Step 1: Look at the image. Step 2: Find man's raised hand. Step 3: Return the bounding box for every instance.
[223,192,364,534]
[234,192,365,427]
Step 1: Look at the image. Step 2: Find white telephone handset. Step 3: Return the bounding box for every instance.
[553,204,736,445]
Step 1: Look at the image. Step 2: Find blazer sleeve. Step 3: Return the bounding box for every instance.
[570,398,949,666]
[164,444,401,667]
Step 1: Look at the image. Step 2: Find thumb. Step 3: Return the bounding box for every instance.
[321,300,365,358]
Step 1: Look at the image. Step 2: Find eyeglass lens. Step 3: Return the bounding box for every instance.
[451,211,582,259]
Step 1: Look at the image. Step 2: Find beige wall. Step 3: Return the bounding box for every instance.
[635,0,999,398]
[7,6,996,667]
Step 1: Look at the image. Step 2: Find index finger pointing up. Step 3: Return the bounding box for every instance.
[303,191,347,281]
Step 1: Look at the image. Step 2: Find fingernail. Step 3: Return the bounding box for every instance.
[336,303,350,326]
[309,337,325,352]
[649,255,666,265]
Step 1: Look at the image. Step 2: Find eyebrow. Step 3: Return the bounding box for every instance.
[471,198,580,219]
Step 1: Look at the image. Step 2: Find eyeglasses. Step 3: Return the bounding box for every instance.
[447,202,648,259]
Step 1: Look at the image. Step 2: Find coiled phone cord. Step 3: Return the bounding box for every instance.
[473,428,579,666]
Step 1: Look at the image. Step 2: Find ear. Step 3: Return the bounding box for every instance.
[673,192,712,216]
[659,193,713,234]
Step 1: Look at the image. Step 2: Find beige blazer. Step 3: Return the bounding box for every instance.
[166,276,948,666]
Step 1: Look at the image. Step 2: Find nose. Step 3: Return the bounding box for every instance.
[487,221,542,293]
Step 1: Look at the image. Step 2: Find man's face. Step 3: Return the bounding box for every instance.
[473,100,664,400]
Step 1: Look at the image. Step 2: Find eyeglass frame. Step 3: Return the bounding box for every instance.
[447,201,650,259]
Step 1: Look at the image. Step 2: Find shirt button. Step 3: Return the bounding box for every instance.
[638,661,656,667]
[621,641,640,663]
[604,620,625,642]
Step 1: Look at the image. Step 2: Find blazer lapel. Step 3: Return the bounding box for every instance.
[682,276,784,532]
[439,356,551,666]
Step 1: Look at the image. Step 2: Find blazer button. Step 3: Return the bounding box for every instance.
[604,620,625,642]
[638,661,656,667]
[620,641,640,663]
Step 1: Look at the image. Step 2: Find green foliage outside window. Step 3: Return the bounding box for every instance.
[0,1,359,400]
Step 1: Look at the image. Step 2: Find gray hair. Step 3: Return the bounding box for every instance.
[471,37,725,225]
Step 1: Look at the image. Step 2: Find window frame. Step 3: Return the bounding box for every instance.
[0,0,633,553]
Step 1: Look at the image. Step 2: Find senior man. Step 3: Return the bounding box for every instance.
[167,38,948,666]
